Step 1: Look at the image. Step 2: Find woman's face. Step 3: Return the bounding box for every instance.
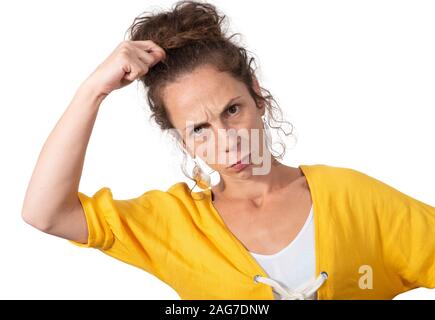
[162,63,269,177]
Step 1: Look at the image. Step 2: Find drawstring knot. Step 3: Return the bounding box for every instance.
[253,271,328,300]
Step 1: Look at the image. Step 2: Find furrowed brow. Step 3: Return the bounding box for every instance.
[183,95,242,134]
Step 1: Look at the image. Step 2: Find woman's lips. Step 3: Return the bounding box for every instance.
[229,153,251,171]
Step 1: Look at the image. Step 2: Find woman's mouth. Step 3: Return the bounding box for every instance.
[228,153,251,171]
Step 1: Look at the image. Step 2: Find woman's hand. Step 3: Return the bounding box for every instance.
[83,40,166,97]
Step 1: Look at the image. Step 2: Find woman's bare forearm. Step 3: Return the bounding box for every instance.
[21,81,107,230]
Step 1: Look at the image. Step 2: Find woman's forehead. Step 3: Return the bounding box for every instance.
[163,68,247,126]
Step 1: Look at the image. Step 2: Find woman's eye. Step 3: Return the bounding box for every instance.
[193,126,204,135]
[227,104,239,115]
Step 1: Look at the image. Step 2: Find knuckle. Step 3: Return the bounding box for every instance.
[119,40,129,47]
[157,48,166,60]
[144,39,156,46]
[119,40,133,50]
[130,68,139,76]
[118,47,131,58]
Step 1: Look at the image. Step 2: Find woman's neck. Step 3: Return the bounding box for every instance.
[211,158,300,203]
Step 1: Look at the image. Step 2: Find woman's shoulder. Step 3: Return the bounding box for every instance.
[166,181,205,199]
[302,163,432,211]
[300,163,367,189]
[300,163,366,177]
[141,181,207,203]
[299,163,408,205]
[300,163,387,187]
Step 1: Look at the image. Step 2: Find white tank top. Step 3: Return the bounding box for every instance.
[249,204,317,299]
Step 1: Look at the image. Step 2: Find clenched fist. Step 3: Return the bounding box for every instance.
[84,40,166,97]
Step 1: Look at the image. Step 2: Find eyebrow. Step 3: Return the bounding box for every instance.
[183,95,242,134]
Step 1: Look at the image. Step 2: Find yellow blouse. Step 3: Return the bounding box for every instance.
[69,164,435,299]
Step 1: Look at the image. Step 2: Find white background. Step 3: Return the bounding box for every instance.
[0,0,434,299]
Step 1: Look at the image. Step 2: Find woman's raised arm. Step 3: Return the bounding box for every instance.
[21,40,166,243]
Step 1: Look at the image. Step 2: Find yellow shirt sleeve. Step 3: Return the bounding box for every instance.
[68,186,172,276]
[367,172,435,290]
[69,188,115,250]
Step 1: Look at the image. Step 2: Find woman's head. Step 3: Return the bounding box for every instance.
[126,0,293,185]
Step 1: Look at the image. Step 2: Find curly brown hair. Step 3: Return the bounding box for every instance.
[124,0,295,189]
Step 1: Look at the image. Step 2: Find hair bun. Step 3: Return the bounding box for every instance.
[127,0,228,50]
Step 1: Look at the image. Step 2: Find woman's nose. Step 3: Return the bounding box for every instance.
[215,125,240,153]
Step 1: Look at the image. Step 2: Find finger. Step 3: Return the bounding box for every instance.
[147,48,166,65]
[133,46,158,68]
[124,59,149,82]
[132,40,166,62]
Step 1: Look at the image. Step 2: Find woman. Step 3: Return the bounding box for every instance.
[21,0,435,300]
